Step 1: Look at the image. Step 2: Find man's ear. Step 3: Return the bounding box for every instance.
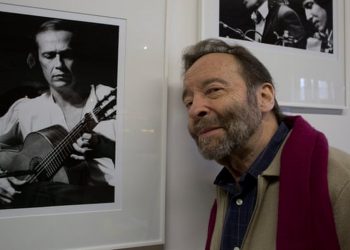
[257,82,275,112]
[26,52,37,69]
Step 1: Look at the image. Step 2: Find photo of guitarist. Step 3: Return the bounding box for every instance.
[0,19,116,208]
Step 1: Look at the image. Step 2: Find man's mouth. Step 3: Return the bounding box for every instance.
[53,74,70,80]
[312,19,320,28]
[198,127,223,138]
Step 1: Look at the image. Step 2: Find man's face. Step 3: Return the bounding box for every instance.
[182,53,262,160]
[303,0,327,32]
[242,0,263,10]
[36,30,76,89]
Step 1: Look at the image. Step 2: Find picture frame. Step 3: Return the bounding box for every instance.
[0,1,166,249]
[199,0,346,109]
[346,0,350,104]
[0,2,122,209]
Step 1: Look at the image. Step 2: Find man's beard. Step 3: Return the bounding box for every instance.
[190,97,262,160]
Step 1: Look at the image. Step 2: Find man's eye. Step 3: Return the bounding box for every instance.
[42,52,56,59]
[206,88,222,96]
[184,100,193,109]
[303,2,314,9]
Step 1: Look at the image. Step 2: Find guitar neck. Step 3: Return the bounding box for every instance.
[56,113,97,160]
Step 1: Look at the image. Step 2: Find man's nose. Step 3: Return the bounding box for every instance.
[305,9,312,20]
[188,95,209,120]
[53,54,65,68]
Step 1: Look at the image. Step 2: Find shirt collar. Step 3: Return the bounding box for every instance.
[258,1,269,20]
[214,122,290,187]
[251,1,268,25]
[48,85,96,116]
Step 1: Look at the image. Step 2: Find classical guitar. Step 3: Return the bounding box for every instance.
[0,88,116,184]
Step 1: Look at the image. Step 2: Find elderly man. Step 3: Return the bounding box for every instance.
[182,38,350,250]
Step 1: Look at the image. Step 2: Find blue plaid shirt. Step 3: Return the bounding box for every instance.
[214,122,290,250]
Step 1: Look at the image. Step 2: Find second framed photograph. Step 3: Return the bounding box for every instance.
[200,0,346,109]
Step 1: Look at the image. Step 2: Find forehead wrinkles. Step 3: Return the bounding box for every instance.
[183,53,246,101]
[36,30,73,50]
[184,53,243,84]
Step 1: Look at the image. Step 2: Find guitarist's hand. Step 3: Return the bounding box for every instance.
[71,132,99,161]
[71,132,115,161]
[0,177,25,204]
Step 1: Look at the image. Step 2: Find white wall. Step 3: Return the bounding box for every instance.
[165,1,350,250]
[165,1,219,249]
[0,0,349,250]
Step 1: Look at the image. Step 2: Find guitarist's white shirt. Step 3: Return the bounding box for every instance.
[0,84,116,186]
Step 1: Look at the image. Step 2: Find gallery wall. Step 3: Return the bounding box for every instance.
[166,1,350,250]
[0,0,349,250]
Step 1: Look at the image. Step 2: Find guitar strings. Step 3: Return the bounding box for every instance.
[27,113,95,182]
[26,104,107,183]
[26,89,117,183]
[26,121,88,183]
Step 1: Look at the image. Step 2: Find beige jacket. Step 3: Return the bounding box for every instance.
[212,146,350,250]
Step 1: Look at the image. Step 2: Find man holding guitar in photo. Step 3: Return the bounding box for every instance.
[0,19,116,208]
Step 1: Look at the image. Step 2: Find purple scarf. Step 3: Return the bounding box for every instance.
[277,116,339,249]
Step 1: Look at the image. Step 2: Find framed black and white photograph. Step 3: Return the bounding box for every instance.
[200,0,346,109]
[0,1,166,249]
[0,4,121,213]
[219,0,333,53]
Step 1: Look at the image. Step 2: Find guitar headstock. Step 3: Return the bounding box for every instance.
[94,87,117,122]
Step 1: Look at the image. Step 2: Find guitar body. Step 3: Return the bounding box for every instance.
[0,125,70,183]
[0,88,116,185]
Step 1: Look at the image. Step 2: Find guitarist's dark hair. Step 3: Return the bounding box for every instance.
[26,19,85,88]
[27,19,81,68]
[34,19,80,51]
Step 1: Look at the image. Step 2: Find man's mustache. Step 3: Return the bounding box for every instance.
[190,116,223,138]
